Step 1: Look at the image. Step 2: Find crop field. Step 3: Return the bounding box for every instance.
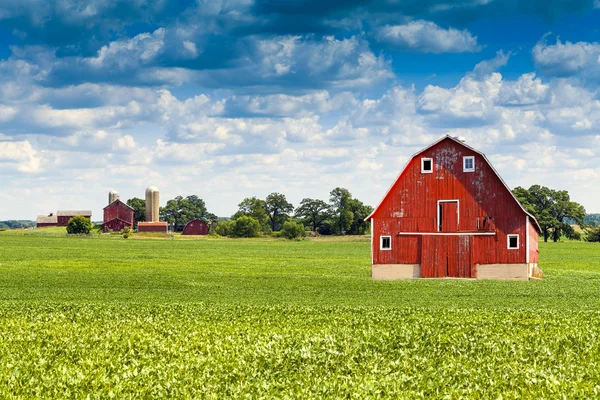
[1,234,600,397]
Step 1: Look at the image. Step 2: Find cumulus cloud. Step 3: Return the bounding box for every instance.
[0,140,41,172]
[472,50,510,77]
[533,38,600,79]
[376,20,480,53]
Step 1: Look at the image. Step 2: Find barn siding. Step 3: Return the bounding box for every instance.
[370,137,535,275]
[103,200,134,232]
[528,219,539,264]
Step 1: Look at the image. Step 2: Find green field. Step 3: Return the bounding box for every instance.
[1,234,600,397]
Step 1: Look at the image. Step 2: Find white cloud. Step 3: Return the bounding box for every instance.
[472,50,510,77]
[499,73,549,105]
[376,20,480,53]
[533,38,600,79]
[0,140,41,172]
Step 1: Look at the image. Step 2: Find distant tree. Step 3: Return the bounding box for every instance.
[126,198,146,226]
[585,225,600,242]
[160,195,216,231]
[585,214,600,227]
[347,198,373,235]
[281,220,306,240]
[66,216,92,234]
[230,216,261,238]
[233,197,269,231]
[264,193,294,232]
[214,220,234,236]
[295,198,331,232]
[513,185,586,242]
[330,187,353,234]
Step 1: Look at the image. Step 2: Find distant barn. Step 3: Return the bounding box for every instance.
[57,210,92,226]
[366,135,541,281]
[36,213,58,228]
[182,220,209,235]
[36,210,91,228]
[102,199,134,232]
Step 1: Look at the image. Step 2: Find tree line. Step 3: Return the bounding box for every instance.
[125,187,372,238]
[512,185,600,242]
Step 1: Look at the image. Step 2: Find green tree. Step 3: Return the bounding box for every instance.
[230,216,261,238]
[585,226,600,242]
[160,195,216,231]
[66,216,93,234]
[513,185,586,242]
[281,220,306,240]
[264,193,294,232]
[126,197,146,226]
[294,198,331,232]
[214,220,234,236]
[347,198,373,235]
[330,187,353,234]
[233,197,269,231]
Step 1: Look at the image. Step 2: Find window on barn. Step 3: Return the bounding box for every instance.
[380,236,392,250]
[507,234,519,249]
[421,158,433,173]
[463,156,475,172]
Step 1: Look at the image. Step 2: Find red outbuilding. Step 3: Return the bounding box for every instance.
[57,210,92,226]
[137,221,168,233]
[102,199,134,232]
[182,219,210,235]
[366,135,541,281]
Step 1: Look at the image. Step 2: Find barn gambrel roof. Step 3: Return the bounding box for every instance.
[103,198,135,211]
[365,134,541,233]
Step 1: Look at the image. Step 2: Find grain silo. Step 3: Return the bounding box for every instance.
[108,190,119,205]
[145,186,160,222]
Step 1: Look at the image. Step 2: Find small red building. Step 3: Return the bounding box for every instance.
[57,210,92,226]
[182,220,210,235]
[137,221,168,233]
[102,199,134,232]
[366,135,541,281]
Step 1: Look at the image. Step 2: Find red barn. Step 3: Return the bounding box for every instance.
[366,135,541,281]
[57,210,92,226]
[102,199,134,232]
[182,220,210,235]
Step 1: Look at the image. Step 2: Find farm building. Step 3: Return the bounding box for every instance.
[36,213,58,228]
[137,221,168,233]
[366,135,541,281]
[102,198,134,232]
[36,210,92,228]
[182,220,210,235]
[57,210,92,226]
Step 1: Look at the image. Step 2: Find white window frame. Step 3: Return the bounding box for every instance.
[463,156,475,172]
[421,157,433,173]
[507,234,519,249]
[380,236,392,251]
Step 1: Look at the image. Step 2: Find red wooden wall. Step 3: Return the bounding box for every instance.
[371,137,533,271]
[182,220,209,235]
[102,200,134,232]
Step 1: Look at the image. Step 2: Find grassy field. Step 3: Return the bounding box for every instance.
[0,234,599,397]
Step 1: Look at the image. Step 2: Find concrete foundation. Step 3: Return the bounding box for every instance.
[371,263,537,281]
[372,264,420,280]
[475,263,530,281]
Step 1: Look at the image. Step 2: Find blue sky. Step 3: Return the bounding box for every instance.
[1,0,600,219]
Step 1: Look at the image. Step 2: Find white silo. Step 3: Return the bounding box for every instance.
[109,190,119,205]
[145,186,160,222]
